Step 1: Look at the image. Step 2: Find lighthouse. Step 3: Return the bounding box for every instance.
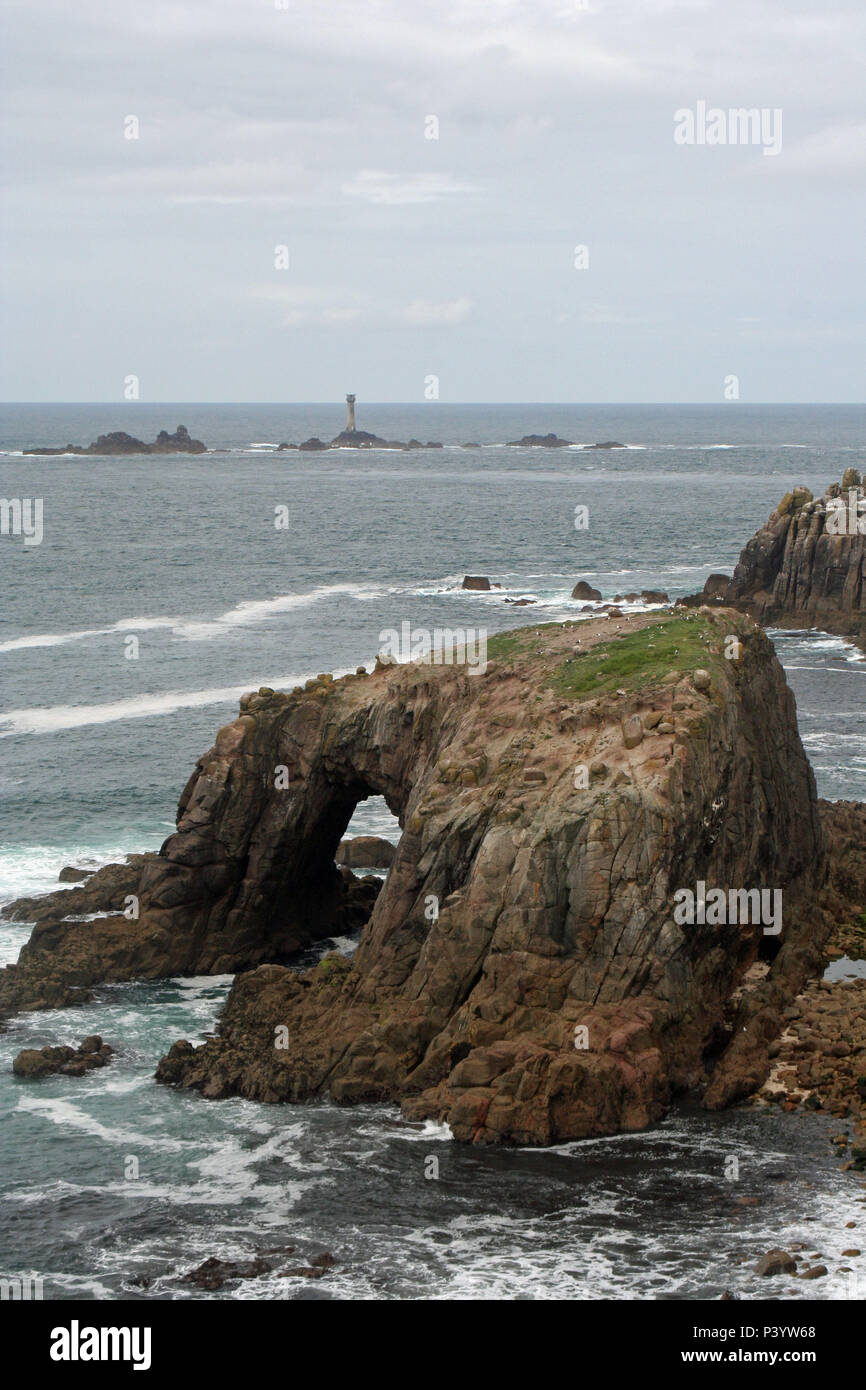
[345,394,357,432]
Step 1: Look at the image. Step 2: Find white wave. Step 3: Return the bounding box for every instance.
[170,973,236,995]
[15,1095,193,1151]
[0,836,162,910]
[0,584,387,656]
[0,671,316,736]
[397,1118,454,1142]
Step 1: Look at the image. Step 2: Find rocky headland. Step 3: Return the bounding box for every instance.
[24,425,207,456]
[682,471,865,650]
[1,607,846,1145]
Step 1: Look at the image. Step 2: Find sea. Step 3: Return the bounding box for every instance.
[0,402,864,1300]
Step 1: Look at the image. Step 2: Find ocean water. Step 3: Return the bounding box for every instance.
[1,403,864,1300]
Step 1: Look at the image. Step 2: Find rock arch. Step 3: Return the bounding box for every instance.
[1,611,831,1143]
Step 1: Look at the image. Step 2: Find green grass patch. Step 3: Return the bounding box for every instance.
[549,617,719,699]
[486,623,566,663]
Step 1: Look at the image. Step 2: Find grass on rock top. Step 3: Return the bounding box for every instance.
[486,623,568,662]
[550,617,721,699]
[485,616,723,699]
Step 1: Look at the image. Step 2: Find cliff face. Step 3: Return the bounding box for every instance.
[2,608,828,1143]
[715,473,865,648]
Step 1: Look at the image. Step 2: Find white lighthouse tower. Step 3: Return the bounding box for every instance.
[345,394,357,432]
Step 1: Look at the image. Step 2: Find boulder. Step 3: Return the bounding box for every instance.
[621,715,644,748]
[640,590,670,605]
[572,581,602,602]
[183,1256,273,1290]
[462,576,491,591]
[755,1249,797,1277]
[12,1036,113,1078]
[335,836,396,869]
[702,573,731,601]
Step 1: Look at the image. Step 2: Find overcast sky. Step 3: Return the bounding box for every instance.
[1,0,864,402]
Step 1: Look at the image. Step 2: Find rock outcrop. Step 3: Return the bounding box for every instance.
[24,425,206,456]
[687,475,865,649]
[284,434,445,452]
[335,836,396,869]
[0,609,829,1143]
[0,851,379,1017]
[572,581,602,601]
[13,1035,113,1078]
[508,433,573,448]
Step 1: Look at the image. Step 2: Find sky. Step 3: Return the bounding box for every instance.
[0,0,864,403]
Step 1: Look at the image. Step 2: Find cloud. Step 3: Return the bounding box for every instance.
[341,171,476,205]
[402,297,473,325]
[251,284,365,327]
[252,285,473,328]
[767,122,866,178]
[2,0,865,400]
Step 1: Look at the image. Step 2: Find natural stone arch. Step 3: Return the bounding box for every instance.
[0,611,832,1144]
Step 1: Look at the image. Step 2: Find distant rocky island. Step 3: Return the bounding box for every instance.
[275,400,629,452]
[24,425,206,456]
[506,433,626,449]
[21,402,634,457]
[282,431,445,452]
[280,432,628,452]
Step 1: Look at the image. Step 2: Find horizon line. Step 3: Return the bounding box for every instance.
[2,400,865,409]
